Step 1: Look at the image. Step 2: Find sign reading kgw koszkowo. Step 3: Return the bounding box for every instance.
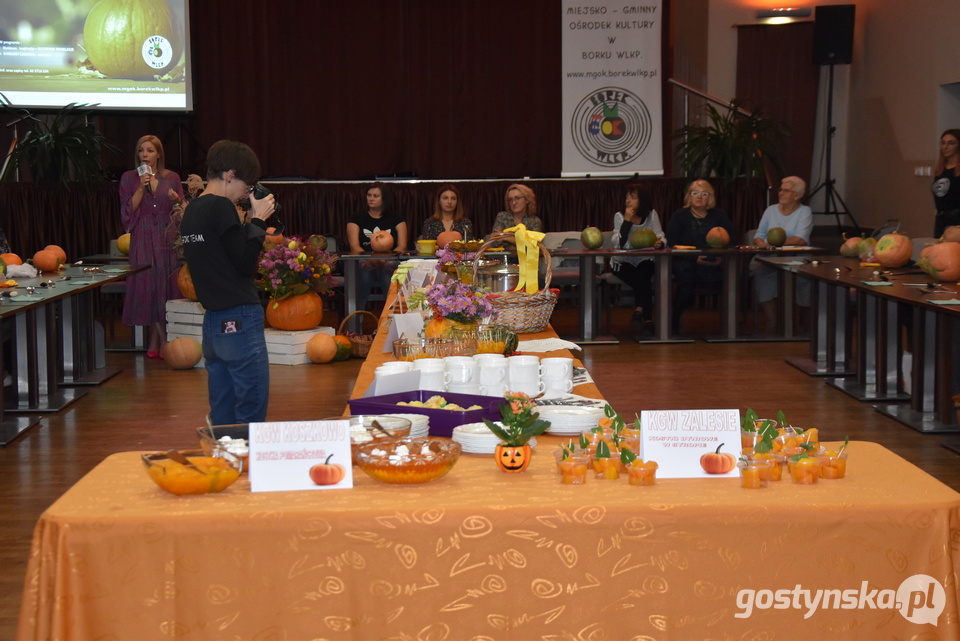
[561,1,663,176]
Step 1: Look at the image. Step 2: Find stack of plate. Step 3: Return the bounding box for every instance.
[537,406,605,436]
[452,421,538,454]
[381,413,430,438]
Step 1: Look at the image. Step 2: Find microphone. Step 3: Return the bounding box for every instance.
[137,163,153,193]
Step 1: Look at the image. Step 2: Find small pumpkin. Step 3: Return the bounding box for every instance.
[266,292,323,330]
[1,253,22,266]
[306,333,338,364]
[629,228,657,249]
[495,444,532,473]
[163,337,202,369]
[875,232,913,268]
[706,227,730,248]
[766,227,786,247]
[580,226,603,249]
[700,443,736,475]
[370,230,395,252]
[839,234,862,257]
[44,244,67,264]
[116,233,131,256]
[264,227,284,245]
[332,335,352,361]
[83,0,183,79]
[178,264,197,300]
[941,226,960,244]
[309,454,345,485]
[918,241,960,281]
[32,250,62,272]
[307,234,328,251]
[436,230,463,248]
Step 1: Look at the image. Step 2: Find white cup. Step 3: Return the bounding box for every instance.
[541,357,573,380]
[444,356,478,383]
[541,375,574,397]
[507,355,542,392]
[508,377,545,398]
[379,361,413,373]
[418,369,449,392]
[375,365,412,379]
[478,363,508,397]
[508,354,540,367]
[473,353,506,367]
[413,358,446,372]
[448,380,481,395]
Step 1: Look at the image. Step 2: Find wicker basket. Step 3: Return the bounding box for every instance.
[338,310,380,358]
[472,234,558,334]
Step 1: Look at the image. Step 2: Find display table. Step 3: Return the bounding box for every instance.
[17,441,960,640]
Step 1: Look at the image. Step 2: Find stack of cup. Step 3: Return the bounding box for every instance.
[375,361,414,383]
[444,356,480,394]
[474,353,508,397]
[413,358,449,392]
[540,357,574,397]
[506,355,544,397]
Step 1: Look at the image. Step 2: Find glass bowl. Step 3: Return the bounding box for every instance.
[354,438,462,484]
[393,337,456,361]
[476,325,517,355]
[197,424,250,472]
[322,414,413,464]
[142,449,243,495]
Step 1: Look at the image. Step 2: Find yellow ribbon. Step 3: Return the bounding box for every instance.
[503,224,545,294]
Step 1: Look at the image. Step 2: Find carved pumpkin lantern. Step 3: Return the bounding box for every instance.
[495,444,532,473]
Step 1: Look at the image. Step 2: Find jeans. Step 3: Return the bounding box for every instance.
[202,304,269,426]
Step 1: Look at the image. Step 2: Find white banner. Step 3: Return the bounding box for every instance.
[561,1,663,177]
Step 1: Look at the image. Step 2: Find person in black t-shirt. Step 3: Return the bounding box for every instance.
[932,129,960,237]
[346,182,408,314]
[180,140,276,426]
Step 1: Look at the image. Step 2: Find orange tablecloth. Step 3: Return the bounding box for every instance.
[17,441,960,640]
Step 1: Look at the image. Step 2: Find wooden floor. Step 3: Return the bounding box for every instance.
[3,302,959,638]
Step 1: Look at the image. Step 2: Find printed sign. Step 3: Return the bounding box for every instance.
[640,409,741,478]
[249,420,353,492]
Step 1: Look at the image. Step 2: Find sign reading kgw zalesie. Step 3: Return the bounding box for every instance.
[561,1,663,176]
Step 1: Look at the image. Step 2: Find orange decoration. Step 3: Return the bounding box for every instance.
[306,333,338,364]
[941,226,960,244]
[875,232,913,268]
[919,241,960,281]
[436,230,462,248]
[706,227,730,248]
[43,244,67,263]
[332,335,352,361]
[32,250,62,272]
[264,227,284,245]
[0,253,22,266]
[178,264,197,300]
[309,454,345,485]
[163,337,202,369]
[700,443,736,474]
[495,444,531,472]
[370,230,395,252]
[265,293,323,330]
[839,234,861,257]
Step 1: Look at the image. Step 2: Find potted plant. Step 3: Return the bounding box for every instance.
[0,96,118,186]
[484,392,551,472]
[674,99,787,186]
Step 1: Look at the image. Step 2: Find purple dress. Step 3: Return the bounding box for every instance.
[119,169,184,326]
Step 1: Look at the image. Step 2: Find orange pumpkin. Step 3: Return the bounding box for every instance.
[875,232,913,268]
[941,226,960,244]
[116,233,131,256]
[839,234,861,257]
[177,264,198,300]
[705,227,730,248]
[32,250,62,272]
[332,335,352,361]
[918,241,960,281]
[436,230,463,248]
[0,253,22,266]
[310,454,346,485]
[496,444,531,472]
[264,227,284,245]
[163,337,202,369]
[266,293,323,330]
[370,230,395,252]
[700,443,736,474]
[43,244,67,263]
[306,333,338,363]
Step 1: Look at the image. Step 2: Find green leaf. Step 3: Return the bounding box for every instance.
[596,440,610,459]
[578,433,590,450]
[777,410,787,428]
[620,446,637,465]
[741,408,759,431]
[483,419,512,444]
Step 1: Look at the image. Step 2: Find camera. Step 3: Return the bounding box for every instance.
[249,183,281,217]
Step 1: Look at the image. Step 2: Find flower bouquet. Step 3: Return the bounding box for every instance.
[257,234,339,301]
[436,246,477,283]
[421,279,496,339]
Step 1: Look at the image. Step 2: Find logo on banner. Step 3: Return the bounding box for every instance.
[571,86,653,167]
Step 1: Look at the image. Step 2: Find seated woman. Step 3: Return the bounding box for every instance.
[346,182,408,314]
[419,184,473,242]
[490,183,543,236]
[664,179,735,333]
[750,176,813,330]
[610,183,665,329]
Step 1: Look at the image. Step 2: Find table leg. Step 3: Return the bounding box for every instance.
[569,254,618,345]
[0,317,41,446]
[637,254,692,344]
[787,279,854,376]
[344,261,359,318]
[61,291,121,386]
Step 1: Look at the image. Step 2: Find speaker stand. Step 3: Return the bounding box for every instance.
[808,63,862,236]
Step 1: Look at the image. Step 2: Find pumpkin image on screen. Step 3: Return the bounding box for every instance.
[700,443,736,475]
[370,230,395,252]
[83,0,183,79]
